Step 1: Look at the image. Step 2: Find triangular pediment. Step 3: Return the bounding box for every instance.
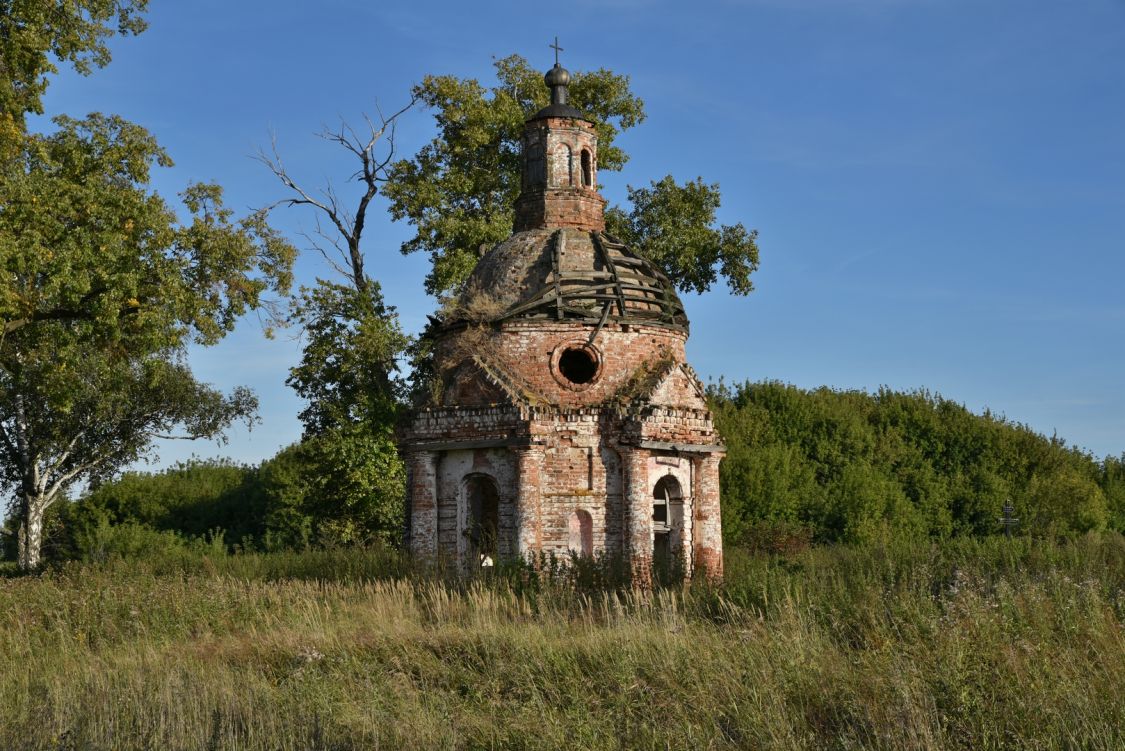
[646,362,710,411]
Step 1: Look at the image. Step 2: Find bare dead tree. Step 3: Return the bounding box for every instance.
[257,97,416,293]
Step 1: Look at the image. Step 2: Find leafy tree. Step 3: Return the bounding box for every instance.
[2,116,293,345]
[604,176,759,295]
[383,54,759,297]
[259,428,405,549]
[1025,469,1107,535]
[1101,454,1125,532]
[710,381,1118,545]
[0,341,258,568]
[286,281,406,435]
[0,115,295,569]
[0,0,149,155]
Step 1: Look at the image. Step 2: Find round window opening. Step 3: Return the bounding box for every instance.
[558,346,599,384]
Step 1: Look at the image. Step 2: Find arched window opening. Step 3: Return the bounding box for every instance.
[465,475,500,566]
[581,149,593,187]
[653,475,684,581]
[652,475,682,533]
[568,510,594,556]
[525,143,545,188]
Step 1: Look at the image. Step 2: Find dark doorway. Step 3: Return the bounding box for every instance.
[466,475,500,565]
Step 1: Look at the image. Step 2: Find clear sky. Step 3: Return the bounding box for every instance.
[31,0,1125,466]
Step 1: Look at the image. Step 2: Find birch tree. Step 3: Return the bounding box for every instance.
[0,346,256,569]
[0,116,295,569]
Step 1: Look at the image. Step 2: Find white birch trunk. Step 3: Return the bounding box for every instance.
[17,496,44,570]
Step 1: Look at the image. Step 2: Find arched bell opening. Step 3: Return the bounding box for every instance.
[580,148,593,188]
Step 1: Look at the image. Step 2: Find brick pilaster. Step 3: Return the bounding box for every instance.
[692,453,725,581]
[515,446,544,560]
[407,450,439,558]
[623,447,653,588]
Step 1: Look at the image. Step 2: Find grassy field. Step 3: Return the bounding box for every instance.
[1,535,1123,750]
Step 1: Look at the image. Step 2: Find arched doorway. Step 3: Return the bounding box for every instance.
[652,475,683,578]
[464,474,499,567]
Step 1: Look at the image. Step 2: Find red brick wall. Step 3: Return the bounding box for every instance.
[436,321,691,409]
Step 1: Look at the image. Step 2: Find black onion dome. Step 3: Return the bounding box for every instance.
[544,65,570,87]
[451,228,688,333]
[531,63,587,121]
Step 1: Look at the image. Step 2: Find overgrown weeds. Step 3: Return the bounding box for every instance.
[0,535,1122,749]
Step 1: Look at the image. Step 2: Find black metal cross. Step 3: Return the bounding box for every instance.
[550,37,563,66]
[1000,501,1020,538]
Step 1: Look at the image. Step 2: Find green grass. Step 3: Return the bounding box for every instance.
[1,535,1123,750]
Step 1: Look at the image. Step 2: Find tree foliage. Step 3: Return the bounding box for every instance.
[605,176,759,295]
[1,114,294,344]
[712,381,1119,546]
[58,459,263,552]
[0,0,149,154]
[258,428,405,549]
[286,282,406,435]
[0,113,295,569]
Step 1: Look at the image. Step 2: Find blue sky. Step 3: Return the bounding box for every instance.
[33,0,1125,465]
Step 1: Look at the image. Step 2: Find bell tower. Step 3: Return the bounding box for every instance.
[513,60,606,232]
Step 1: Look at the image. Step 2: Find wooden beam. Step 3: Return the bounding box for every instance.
[409,437,531,452]
[635,440,725,454]
[592,232,628,316]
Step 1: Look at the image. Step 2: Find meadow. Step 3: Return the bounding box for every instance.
[1,534,1122,750]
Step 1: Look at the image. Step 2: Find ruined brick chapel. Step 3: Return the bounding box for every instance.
[402,55,725,583]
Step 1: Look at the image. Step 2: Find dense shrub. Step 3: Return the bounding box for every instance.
[712,381,1118,544]
[258,428,405,551]
[60,459,265,553]
[71,518,227,565]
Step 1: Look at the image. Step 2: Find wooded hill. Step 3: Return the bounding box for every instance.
[713,382,1124,546]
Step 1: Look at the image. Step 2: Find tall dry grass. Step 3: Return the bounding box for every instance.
[0,535,1122,750]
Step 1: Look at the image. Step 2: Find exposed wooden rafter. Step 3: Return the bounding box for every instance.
[476,229,688,331]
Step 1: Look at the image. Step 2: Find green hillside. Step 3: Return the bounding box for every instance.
[712,382,1124,545]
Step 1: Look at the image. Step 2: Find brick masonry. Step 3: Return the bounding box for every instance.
[514,117,605,233]
[402,69,724,585]
[403,317,726,584]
